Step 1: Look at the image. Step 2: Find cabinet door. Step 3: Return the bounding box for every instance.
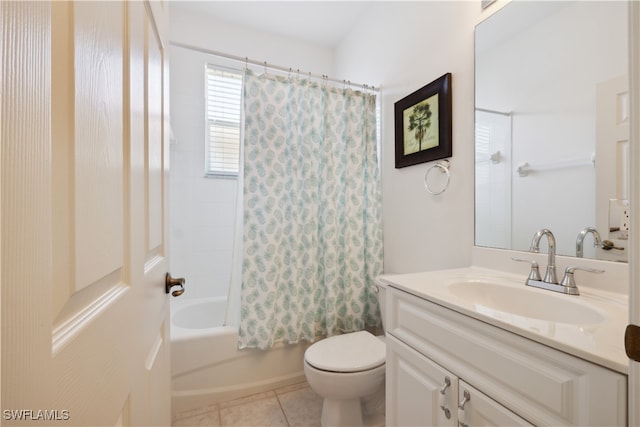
[386,334,457,426]
[457,381,533,427]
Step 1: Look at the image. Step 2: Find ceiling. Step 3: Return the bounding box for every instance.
[169,1,374,48]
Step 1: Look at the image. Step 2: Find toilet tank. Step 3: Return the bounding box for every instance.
[375,279,388,330]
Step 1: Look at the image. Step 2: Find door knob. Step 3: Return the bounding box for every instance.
[165,273,185,297]
[626,324,640,362]
[438,376,452,419]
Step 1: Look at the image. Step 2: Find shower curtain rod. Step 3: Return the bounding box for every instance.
[170,41,380,93]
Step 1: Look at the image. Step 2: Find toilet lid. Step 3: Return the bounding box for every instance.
[305,331,386,373]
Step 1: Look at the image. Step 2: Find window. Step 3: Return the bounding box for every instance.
[205,65,243,177]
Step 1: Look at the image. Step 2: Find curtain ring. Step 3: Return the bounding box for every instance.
[424,160,451,195]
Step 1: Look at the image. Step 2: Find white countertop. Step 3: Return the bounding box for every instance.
[378,266,629,374]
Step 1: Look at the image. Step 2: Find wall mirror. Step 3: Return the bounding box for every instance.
[475,1,629,262]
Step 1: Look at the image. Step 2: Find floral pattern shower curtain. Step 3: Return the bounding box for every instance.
[238,70,383,350]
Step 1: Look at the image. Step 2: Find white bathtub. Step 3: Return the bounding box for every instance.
[170,297,309,414]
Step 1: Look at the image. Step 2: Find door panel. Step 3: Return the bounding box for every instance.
[73,1,125,292]
[147,11,164,256]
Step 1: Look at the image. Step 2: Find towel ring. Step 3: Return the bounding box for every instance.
[424,160,451,195]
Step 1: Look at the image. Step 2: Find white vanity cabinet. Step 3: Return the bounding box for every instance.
[386,286,627,426]
[387,333,532,426]
[457,380,532,427]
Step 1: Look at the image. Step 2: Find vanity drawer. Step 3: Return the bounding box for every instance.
[387,287,627,426]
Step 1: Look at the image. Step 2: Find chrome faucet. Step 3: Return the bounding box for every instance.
[513,228,606,295]
[529,228,558,284]
[575,227,602,258]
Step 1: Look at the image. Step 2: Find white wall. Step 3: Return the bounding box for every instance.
[169,46,238,300]
[169,7,336,299]
[335,2,484,274]
[169,7,335,77]
[170,2,499,287]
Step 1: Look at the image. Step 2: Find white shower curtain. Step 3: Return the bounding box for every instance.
[237,70,383,350]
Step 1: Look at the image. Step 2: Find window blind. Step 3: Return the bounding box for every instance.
[205,65,242,176]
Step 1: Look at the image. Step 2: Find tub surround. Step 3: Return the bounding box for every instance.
[170,298,309,414]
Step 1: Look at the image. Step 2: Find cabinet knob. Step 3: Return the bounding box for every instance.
[458,390,471,427]
[439,376,451,395]
[438,376,451,419]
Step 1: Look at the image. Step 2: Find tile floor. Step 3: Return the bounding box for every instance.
[172,381,323,427]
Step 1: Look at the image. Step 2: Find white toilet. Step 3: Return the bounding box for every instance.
[303,281,387,427]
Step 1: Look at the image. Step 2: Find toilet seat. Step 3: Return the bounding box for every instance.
[305,331,386,373]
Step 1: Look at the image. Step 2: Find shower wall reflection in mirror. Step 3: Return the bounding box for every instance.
[475,1,629,262]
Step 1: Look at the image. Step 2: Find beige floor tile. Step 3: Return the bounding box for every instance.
[219,394,288,427]
[274,381,310,395]
[173,403,219,421]
[219,391,277,409]
[173,407,221,427]
[277,386,323,427]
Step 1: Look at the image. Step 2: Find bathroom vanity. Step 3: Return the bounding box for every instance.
[378,267,628,426]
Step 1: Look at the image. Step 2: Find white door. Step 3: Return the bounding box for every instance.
[1,1,174,426]
[595,74,629,261]
[629,2,640,425]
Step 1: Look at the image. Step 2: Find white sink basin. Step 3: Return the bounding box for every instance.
[447,281,605,324]
[378,267,628,373]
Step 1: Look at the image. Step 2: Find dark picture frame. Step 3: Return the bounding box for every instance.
[394,73,452,168]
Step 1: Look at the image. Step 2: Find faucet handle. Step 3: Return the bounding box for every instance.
[560,266,605,289]
[511,257,542,281]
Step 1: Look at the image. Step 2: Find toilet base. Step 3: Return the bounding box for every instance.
[303,332,386,427]
[319,386,385,427]
[321,398,363,427]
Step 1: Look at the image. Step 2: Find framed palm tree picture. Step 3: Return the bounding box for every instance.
[394,73,452,168]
